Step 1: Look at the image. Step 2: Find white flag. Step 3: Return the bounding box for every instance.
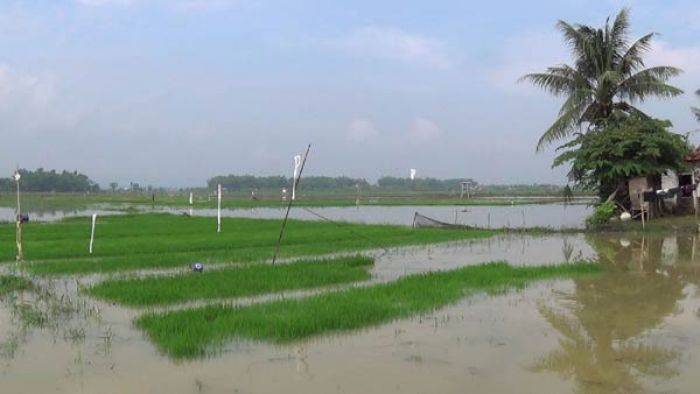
[292,154,302,200]
[189,192,193,205]
[410,169,416,180]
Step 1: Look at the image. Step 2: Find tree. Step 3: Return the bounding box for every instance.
[109,182,119,192]
[0,168,99,192]
[521,8,683,151]
[553,115,690,202]
[693,89,700,122]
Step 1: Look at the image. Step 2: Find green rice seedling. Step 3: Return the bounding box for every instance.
[136,261,601,359]
[0,275,33,296]
[86,256,374,306]
[0,214,495,275]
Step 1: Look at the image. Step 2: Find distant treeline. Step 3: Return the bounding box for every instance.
[206,174,585,196]
[207,175,370,192]
[208,174,478,192]
[376,177,477,191]
[0,168,99,192]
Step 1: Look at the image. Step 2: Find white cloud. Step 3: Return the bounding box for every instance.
[0,66,55,112]
[0,65,78,133]
[647,41,700,75]
[407,117,442,144]
[330,26,453,69]
[346,118,379,143]
[487,31,568,94]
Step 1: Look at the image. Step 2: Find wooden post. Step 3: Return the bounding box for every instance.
[641,199,646,231]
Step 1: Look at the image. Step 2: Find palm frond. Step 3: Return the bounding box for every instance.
[521,9,682,151]
[619,33,656,74]
[537,99,589,151]
[617,67,683,101]
[519,72,576,96]
[610,8,630,48]
[556,20,593,61]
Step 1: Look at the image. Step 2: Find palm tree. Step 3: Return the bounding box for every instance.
[693,89,700,121]
[521,8,683,151]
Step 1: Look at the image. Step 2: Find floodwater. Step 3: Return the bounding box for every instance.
[5,230,700,393]
[180,203,593,229]
[0,206,124,223]
[0,201,591,229]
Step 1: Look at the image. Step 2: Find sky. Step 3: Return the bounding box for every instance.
[1,0,699,187]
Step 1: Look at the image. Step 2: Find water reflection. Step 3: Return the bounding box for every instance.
[533,233,699,393]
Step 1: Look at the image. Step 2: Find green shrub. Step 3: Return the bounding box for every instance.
[586,201,616,227]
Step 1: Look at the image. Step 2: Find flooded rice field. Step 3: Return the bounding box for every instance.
[0,206,124,223]
[4,230,700,393]
[1,202,590,229]
[178,203,593,229]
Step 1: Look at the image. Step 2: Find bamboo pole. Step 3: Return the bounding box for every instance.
[272,144,311,264]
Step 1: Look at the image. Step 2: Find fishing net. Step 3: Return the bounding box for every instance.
[412,212,475,230]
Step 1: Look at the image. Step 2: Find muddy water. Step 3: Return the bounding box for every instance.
[4,233,700,393]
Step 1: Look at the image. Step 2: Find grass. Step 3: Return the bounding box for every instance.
[0,275,33,296]
[0,213,495,275]
[86,256,374,306]
[136,261,601,359]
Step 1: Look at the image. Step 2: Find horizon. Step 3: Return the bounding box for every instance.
[1,1,699,187]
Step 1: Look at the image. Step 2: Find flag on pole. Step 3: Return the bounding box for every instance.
[189,192,193,205]
[410,168,416,180]
[292,154,302,200]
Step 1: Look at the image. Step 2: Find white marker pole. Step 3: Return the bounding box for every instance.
[217,184,222,233]
[89,213,97,254]
[292,155,302,200]
[189,191,194,216]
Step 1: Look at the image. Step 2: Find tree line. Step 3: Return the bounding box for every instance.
[207,174,483,192]
[0,168,99,192]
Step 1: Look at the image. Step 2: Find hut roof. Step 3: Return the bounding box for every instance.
[685,148,700,163]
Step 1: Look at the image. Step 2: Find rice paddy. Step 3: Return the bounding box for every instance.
[136,261,601,358]
[86,255,374,306]
[0,213,495,275]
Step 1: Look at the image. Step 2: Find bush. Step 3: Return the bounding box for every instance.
[586,201,616,227]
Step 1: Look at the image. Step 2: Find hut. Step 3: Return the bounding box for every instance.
[683,148,700,213]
